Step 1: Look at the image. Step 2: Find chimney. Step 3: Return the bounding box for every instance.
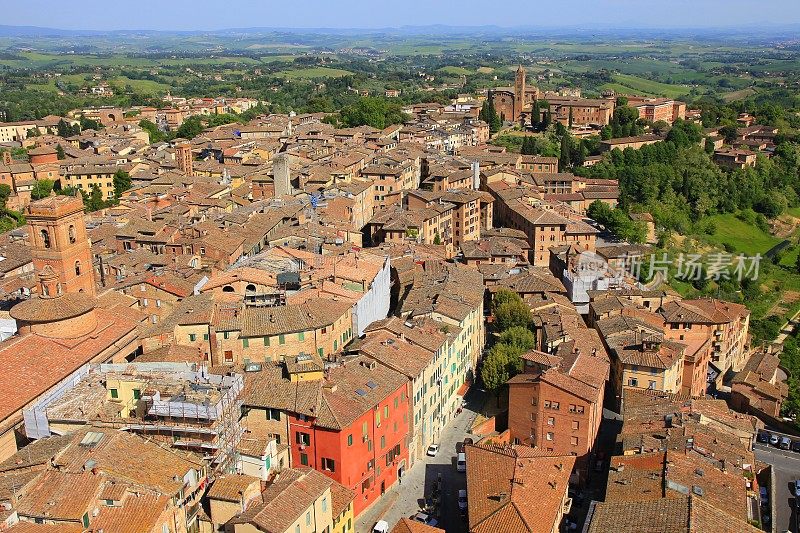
[1,151,11,165]
[471,160,480,190]
[273,153,292,197]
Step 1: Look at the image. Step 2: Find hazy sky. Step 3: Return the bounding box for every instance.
[5,0,800,31]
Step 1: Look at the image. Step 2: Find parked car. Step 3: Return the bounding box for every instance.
[781,436,792,450]
[770,433,780,446]
[427,444,439,457]
[372,520,389,533]
[458,489,468,513]
[457,452,467,472]
[411,512,439,527]
[761,486,769,505]
[464,437,474,446]
[792,440,800,452]
[757,431,770,443]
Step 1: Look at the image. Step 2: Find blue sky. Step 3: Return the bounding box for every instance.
[5,0,800,31]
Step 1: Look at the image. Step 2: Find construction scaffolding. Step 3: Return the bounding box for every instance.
[23,362,244,474]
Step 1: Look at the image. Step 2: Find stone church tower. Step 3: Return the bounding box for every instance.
[514,65,526,121]
[25,194,96,297]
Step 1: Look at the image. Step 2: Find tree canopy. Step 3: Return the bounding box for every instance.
[338,97,408,129]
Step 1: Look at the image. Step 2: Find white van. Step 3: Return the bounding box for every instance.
[372,520,389,533]
[457,452,467,472]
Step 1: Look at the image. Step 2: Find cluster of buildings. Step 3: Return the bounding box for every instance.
[0,77,780,533]
[585,387,763,532]
[489,66,686,129]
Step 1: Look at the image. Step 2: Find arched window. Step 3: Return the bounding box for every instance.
[42,284,49,297]
[222,286,235,293]
[68,225,76,244]
[41,229,50,249]
[75,261,81,276]
[246,284,256,293]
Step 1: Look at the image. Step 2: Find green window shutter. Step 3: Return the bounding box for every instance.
[298,331,305,341]
[264,336,270,346]
[110,388,118,399]
[243,338,249,348]
[279,334,285,345]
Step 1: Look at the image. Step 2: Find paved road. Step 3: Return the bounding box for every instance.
[755,439,800,532]
[355,395,480,533]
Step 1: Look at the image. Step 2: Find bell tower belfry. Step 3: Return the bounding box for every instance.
[25,194,96,297]
[514,65,526,121]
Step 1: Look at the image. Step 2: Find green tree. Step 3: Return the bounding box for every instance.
[497,326,535,352]
[139,119,167,143]
[339,97,408,130]
[720,125,738,144]
[84,184,106,212]
[479,97,502,134]
[494,298,532,332]
[31,179,54,200]
[531,100,540,129]
[55,144,65,160]
[491,288,521,315]
[480,342,524,404]
[56,119,79,137]
[113,169,131,199]
[652,120,669,136]
[175,116,204,140]
[79,117,102,131]
[0,185,11,208]
[559,134,571,170]
[568,107,574,129]
[481,345,511,400]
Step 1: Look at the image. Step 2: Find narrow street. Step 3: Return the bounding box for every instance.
[355,392,482,532]
[755,437,800,533]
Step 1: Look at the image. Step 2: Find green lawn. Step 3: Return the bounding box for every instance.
[275,67,352,79]
[702,213,782,255]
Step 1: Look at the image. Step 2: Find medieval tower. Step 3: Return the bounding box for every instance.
[514,65,526,121]
[25,194,96,296]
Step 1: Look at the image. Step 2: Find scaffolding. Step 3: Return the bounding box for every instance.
[124,372,244,473]
[24,362,244,474]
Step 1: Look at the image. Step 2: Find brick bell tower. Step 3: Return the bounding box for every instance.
[25,193,96,297]
[514,65,526,121]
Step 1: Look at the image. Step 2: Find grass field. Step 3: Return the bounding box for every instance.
[439,66,471,75]
[275,67,352,79]
[702,213,782,255]
[602,73,691,98]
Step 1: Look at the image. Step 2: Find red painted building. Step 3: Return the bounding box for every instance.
[287,356,411,516]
